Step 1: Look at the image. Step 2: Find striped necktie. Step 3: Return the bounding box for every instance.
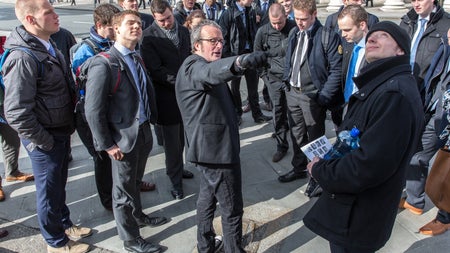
[131,52,151,120]
[410,18,426,68]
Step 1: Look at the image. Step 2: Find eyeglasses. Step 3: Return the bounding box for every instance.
[198,38,224,46]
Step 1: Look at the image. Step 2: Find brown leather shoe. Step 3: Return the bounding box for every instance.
[398,198,423,215]
[419,219,450,236]
[140,181,156,192]
[6,171,34,182]
[0,187,4,202]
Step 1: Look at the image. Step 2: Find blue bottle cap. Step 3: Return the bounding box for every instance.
[350,127,360,137]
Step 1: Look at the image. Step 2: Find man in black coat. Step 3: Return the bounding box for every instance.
[141,0,193,200]
[324,0,379,33]
[400,0,450,215]
[219,0,272,124]
[305,21,424,253]
[175,20,267,253]
[253,3,295,163]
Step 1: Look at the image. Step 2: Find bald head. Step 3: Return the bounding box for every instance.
[269,3,287,31]
[269,2,286,18]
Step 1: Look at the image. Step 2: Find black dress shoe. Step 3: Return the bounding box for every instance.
[124,236,161,253]
[182,169,194,179]
[254,114,272,123]
[137,215,168,228]
[278,169,307,182]
[171,189,184,200]
[272,151,287,163]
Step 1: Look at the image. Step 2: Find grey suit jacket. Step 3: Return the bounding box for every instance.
[85,46,157,153]
[175,54,241,165]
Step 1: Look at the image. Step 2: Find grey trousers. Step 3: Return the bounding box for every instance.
[111,122,153,241]
[0,123,20,177]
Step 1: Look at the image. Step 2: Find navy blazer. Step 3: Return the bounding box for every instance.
[284,19,343,108]
[85,46,157,153]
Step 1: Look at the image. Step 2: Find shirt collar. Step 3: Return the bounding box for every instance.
[114,42,134,57]
[35,36,51,51]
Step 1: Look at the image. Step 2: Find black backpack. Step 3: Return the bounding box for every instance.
[74,51,124,122]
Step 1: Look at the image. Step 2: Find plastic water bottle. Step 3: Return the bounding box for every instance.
[323,127,360,160]
[305,127,360,198]
[74,89,85,113]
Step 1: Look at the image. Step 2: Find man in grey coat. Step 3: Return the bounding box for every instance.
[176,20,267,253]
[84,10,167,253]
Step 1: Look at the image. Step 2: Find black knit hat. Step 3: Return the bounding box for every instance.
[366,21,411,56]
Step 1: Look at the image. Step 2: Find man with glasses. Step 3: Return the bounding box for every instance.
[176,20,268,253]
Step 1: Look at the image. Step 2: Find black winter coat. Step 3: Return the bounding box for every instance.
[303,55,424,252]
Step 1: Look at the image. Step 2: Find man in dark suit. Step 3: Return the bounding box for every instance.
[85,10,168,253]
[335,4,370,124]
[175,20,267,253]
[279,0,342,183]
[253,0,274,27]
[141,0,193,200]
[324,0,379,33]
[219,0,272,124]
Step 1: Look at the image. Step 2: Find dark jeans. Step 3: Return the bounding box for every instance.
[161,123,184,191]
[405,114,439,209]
[196,164,245,253]
[0,123,20,177]
[112,122,153,241]
[330,242,374,253]
[76,113,113,208]
[286,88,326,173]
[230,68,263,119]
[437,209,450,223]
[266,81,289,152]
[22,136,73,247]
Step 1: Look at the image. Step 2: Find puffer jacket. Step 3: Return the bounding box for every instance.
[400,5,450,95]
[2,26,74,150]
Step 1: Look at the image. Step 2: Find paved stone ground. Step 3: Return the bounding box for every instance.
[1,1,450,252]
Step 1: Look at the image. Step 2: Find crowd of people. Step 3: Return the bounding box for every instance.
[0,0,449,252]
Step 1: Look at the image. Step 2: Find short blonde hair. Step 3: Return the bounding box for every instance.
[15,0,39,22]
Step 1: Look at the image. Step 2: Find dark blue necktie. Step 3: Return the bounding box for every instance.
[131,53,151,120]
[344,44,361,102]
[262,2,268,12]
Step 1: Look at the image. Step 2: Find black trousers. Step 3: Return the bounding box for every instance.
[112,122,153,241]
[330,242,374,253]
[266,81,289,152]
[75,113,113,208]
[196,164,245,253]
[161,123,184,191]
[286,88,326,173]
[230,68,263,119]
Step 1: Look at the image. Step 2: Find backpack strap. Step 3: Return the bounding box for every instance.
[15,47,44,81]
[97,51,124,94]
[82,38,102,55]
